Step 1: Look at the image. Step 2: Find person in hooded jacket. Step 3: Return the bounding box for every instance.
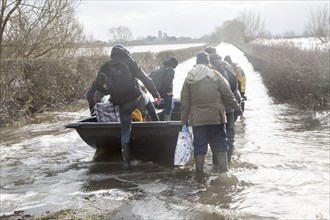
[180,51,242,174]
[204,47,241,166]
[96,44,161,169]
[152,56,179,121]
[224,55,247,113]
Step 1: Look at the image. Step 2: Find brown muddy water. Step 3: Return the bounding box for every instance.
[1,43,329,219]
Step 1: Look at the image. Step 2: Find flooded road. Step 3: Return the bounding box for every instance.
[1,43,329,219]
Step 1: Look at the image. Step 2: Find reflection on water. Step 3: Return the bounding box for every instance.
[1,43,329,219]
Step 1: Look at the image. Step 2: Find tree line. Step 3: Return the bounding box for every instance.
[1,1,329,61]
[0,0,329,126]
[0,0,84,60]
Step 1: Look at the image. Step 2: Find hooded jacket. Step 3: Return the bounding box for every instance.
[160,59,176,97]
[208,53,240,113]
[180,64,241,126]
[232,63,246,94]
[96,45,159,105]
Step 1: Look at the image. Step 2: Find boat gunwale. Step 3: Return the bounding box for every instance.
[65,120,182,129]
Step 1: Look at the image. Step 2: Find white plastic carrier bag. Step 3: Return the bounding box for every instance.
[174,125,194,166]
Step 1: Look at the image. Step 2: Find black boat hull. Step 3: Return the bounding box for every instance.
[65,117,182,165]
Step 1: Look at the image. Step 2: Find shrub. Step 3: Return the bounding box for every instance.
[0,44,207,125]
[235,43,329,111]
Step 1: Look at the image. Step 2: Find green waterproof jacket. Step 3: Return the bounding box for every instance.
[180,64,241,126]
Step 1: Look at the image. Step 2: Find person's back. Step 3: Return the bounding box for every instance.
[180,52,242,174]
[150,56,179,121]
[224,55,247,117]
[204,47,238,94]
[205,48,241,165]
[97,44,161,169]
[99,46,156,105]
[224,55,246,99]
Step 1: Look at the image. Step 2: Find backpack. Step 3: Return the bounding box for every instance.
[149,67,166,95]
[107,62,136,106]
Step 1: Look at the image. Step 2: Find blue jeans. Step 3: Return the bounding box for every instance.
[157,95,173,116]
[145,97,160,121]
[192,124,228,155]
[119,94,148,146]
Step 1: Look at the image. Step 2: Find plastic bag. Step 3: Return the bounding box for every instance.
[95,102,120,122]
[174,125,194,166]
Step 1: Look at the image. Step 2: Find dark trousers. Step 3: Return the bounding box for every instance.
[119,94,148,146]
[226,112,235,150]
[156,95,174,116]
[192,124,228,155]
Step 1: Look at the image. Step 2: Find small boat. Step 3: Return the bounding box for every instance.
[65,109,182,166]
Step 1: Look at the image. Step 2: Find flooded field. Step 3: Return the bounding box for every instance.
[1,43,329,219]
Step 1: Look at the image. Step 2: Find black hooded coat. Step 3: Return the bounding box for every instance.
[95,45,159,105]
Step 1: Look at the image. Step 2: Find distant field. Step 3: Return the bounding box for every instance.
[253,37,329,51]
[76,43,206,56]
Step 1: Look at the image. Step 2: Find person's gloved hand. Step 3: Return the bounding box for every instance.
[240,92,247,101]
[234,108,243,118]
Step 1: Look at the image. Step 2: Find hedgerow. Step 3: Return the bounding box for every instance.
[235,42,329,111]
[0,44,206,125]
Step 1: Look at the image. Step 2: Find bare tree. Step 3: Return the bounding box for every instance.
[305,4,329,43]
[0,0,84,60]
[109,26,133,44]
[238,10,265,43]
[221,19,245,43]
[0,0,23,59]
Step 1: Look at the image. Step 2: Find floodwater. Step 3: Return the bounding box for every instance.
[1,43,329,219]
[76,42,205,56]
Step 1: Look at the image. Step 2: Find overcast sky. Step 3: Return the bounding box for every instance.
[76,0,328,41]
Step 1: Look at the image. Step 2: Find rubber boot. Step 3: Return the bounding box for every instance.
[121,144,131,170]
[164,114,171,121]
[195,154,205,173]
[215,151,228,173]
[150,112,160,121]
[212,153,217,166]
[227,148,233,165]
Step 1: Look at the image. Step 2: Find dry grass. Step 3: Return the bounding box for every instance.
[0,45,206,125]
[235,42,329,111]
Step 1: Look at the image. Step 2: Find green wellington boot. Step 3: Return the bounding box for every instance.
[195,154,205,173]
[215,151,228,173]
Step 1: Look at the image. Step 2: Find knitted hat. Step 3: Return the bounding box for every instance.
[204,46,217,54]
[169,56,179,68]
[224,55,232,65]
[196,51,210,65]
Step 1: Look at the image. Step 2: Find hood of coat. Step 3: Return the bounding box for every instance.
[186,64,218,84]
[110,44,131,59]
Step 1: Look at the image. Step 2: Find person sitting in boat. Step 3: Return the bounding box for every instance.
[96,44,161,169]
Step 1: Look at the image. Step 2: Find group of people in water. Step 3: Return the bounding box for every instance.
[86,44,247,172]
